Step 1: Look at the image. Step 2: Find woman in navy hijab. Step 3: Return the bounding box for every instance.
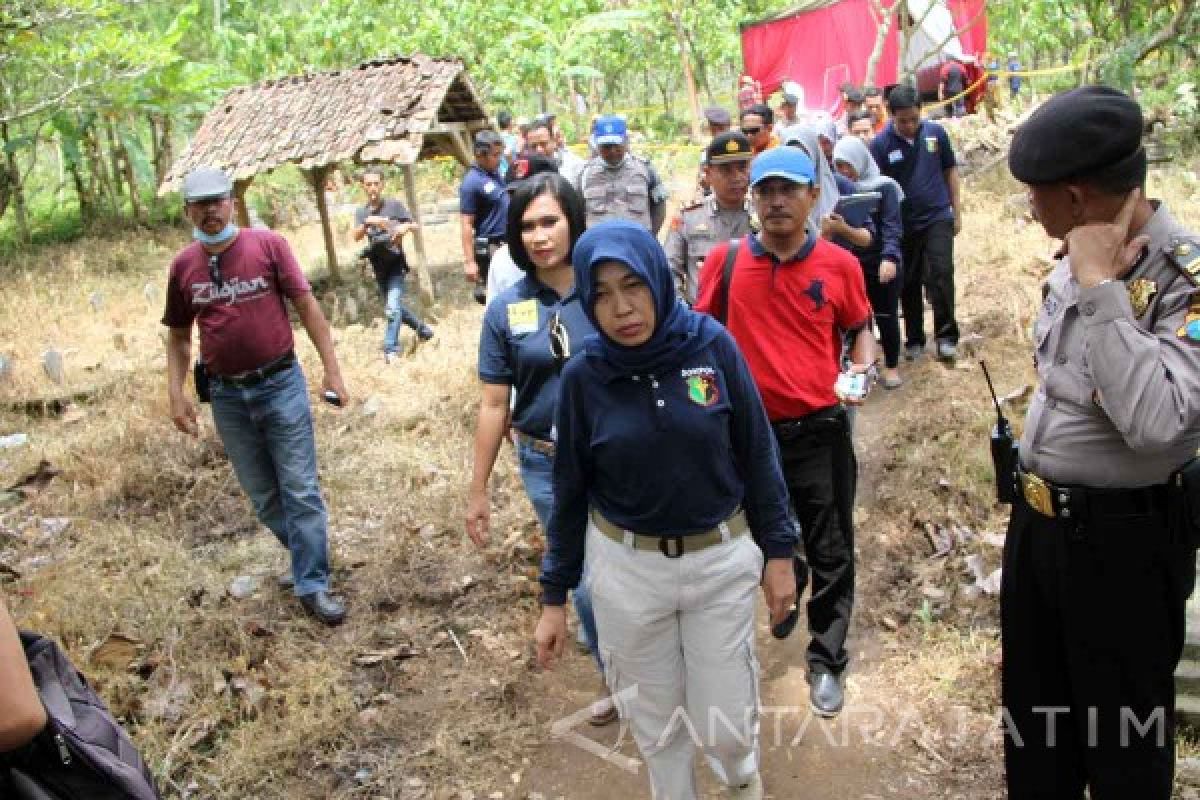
[534,220,797,799]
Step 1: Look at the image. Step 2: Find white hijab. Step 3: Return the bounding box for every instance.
[832,136,905,202]
[776,124,840,231]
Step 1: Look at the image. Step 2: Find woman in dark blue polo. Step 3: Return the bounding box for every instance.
[534,220,798,799]
[465,172,614,724]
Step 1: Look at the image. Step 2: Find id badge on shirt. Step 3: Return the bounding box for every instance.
[507,299,539,335]
[925,136,939,154]
[887,149,904,164]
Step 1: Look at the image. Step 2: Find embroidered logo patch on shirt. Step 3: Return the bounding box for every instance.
[804,278,827,311]
[1177,295,1200,342]
[686,374,719,407]
[506,299,538,335]
[887,149,903,164]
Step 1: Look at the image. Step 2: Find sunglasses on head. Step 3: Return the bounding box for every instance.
[549,312,570,366]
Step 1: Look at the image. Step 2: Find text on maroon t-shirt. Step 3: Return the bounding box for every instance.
[161,229,312,376]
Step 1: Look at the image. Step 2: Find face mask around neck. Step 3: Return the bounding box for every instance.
[193,222,238,246]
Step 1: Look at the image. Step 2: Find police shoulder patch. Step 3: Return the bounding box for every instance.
[1165,236,1200,288]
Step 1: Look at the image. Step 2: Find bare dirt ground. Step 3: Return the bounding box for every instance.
[0,156,1198,799]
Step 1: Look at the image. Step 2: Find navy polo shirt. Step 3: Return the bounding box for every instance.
[540,328,798,605]
[478,275,593,440]
[459,165,509,241]
[870,120,956,232]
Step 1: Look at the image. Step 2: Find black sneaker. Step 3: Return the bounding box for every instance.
[771,556,810,640]
[417,325,435,342]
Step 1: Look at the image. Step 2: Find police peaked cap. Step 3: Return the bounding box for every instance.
[1008,86,1145,186]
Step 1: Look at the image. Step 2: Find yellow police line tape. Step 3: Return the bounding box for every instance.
[924,58,1092,109]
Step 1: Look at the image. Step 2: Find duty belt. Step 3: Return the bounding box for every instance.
[213,351,296,389]
[1017,466,1167,520]
[514,431,555,456]
[591,509,749,558]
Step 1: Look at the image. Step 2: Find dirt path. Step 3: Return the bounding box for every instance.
[518,397,913,799]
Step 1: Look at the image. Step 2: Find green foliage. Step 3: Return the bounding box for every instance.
[0,0,1196,251]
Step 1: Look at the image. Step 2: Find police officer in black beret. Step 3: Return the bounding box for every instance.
[1003,85,1200,799]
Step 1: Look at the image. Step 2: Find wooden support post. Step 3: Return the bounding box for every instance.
[402,163,434,305]
[233,178,253,228]
[304,166,341,283]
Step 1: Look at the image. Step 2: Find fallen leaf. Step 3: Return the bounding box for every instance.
[89,632,142,670]
[243,620,276,638]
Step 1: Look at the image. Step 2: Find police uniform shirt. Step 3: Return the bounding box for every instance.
[665,196,753,303]
[1021,202,1200,488]
[577,154,666,231]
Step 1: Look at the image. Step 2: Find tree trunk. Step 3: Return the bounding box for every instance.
[69,162,94,228]
[85,122,118,216]
[149,113,174,187]
[233,178,252,228]
[670,12,703,142]
[304,166,341,283]
[1,122,30,245]
[680,23,715,105]
[1134,0,1196,65]
[865,0,899,89]
[114,127,144,223]
[105,120,125,206]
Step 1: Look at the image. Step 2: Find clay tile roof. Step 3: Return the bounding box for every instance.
[159,54,489,194]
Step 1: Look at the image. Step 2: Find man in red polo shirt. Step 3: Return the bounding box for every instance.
[696,147,876,719]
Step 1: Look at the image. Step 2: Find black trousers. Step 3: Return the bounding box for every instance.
[1001,494,1196,799]
[772,406,857,675]
[862,257,901,368]
[900,218,959,348]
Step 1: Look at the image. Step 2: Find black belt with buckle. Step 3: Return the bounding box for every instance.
[212,351,296,389]
[1017,466,1167,520]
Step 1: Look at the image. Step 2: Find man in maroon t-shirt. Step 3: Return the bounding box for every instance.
[696,147,876,719]
[163,166,349,626]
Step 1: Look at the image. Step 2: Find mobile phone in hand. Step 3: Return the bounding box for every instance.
[322,390,343,407]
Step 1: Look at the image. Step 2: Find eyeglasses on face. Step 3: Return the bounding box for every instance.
[741,126,763,136]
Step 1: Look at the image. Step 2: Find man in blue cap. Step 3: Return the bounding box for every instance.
[695,147,876,719]
[576,115,668,234]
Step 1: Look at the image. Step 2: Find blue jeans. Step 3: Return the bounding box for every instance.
[210,363,330,596]
[516,439,602,671]
[377,272,423,354]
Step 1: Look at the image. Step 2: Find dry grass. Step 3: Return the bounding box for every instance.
[0,155,1197,799]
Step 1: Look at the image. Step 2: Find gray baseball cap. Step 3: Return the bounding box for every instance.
[182,167,233,201]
